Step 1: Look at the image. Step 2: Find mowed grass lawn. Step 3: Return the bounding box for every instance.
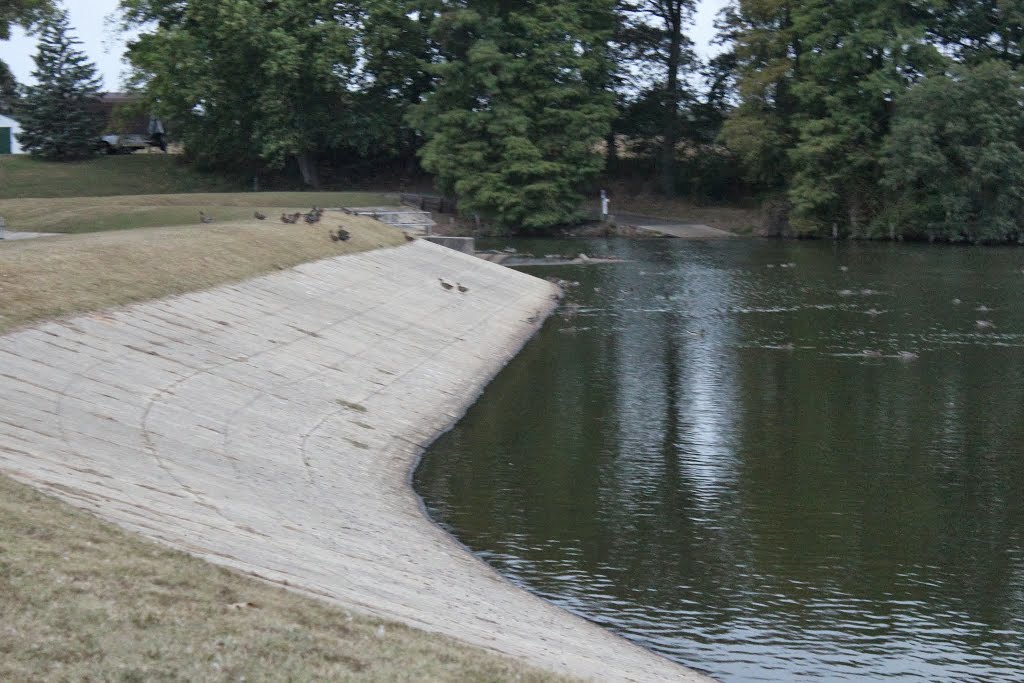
[0,211,406,334]
[0,154,248,198]
[0,193,399,234]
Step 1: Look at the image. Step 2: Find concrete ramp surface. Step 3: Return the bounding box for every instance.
[0,241,704,681]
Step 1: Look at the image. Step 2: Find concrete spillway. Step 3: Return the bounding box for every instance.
[0,240,706,682]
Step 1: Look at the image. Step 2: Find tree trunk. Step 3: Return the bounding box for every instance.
[296,151,321,189]
[660,6,682,197]
[606,129,618,170]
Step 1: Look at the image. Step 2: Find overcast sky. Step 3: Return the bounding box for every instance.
[1,0,730,91]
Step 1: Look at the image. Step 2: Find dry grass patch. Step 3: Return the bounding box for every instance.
[0,475,573,682]
[0,212,405,335]
[0,192,398,234]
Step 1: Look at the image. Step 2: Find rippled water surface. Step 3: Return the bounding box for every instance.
[414,239,1024,682]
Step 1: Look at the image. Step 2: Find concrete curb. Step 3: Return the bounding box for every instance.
[0,240,709,682]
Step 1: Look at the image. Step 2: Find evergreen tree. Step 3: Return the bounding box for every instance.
[16,7,103,160]
[929,0,1024,67]
[410,0,616,232]
[0,60,19,116]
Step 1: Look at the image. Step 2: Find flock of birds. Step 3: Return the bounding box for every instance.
[198,207,348,241]
[438,278,469,293]
[200,205,486,290]
[279,207,324,224]
[759,260,1010,359]
[201,207,478,291]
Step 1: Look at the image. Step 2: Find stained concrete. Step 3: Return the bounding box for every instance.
[0,240,708,682]
[612,213,736,239]
[0,231,60,241]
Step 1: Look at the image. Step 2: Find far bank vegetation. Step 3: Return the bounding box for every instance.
[4,1,1021,240]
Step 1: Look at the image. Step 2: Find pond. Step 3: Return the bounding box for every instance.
[413,238,1024,682]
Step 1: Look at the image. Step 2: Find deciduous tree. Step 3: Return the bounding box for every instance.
[122,0,361,187]
[881,61,1024,243]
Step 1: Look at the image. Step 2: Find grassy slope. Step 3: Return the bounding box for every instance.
[0,158,573,681]
[0,213,405,335]
[0,193,400,234]
[0,154,248,199]
[0,476,571,682]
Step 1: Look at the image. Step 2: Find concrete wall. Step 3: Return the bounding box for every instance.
[0,241,706,682]
[0,113,25,154]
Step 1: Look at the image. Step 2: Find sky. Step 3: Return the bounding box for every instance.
[1,0,731,92]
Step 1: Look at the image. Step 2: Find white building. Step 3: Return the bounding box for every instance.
[0,113,25,155]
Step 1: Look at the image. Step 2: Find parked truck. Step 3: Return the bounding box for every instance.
[94,93,166,154]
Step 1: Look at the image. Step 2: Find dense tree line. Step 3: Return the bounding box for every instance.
[9,1,1020,239]
[722,0,1024,242]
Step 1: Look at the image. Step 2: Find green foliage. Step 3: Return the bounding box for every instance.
[411,1,615,231]
[880,62,1024,243]
[785,1,943,236]
[0,0,53,40]
[0,0,52,115]
[930,0,1024,66]
[0,60,18,115]
[121,0,360,184]
[614,1,700,195]
[16,7,104,161]
[358,0,441,159]
[718,0,801,188]
[721,0,948,237]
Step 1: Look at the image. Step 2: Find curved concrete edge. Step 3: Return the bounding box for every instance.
[0,240,711,682]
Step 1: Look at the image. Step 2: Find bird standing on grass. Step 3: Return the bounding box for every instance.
[254,211,267,220]
[199,211,213,224]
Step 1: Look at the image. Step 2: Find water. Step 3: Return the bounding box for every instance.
[413,238,1024,682]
